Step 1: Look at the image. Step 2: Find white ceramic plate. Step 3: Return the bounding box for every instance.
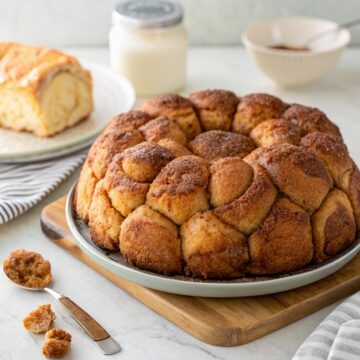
[0,60,135,163]
[66,183,360,298]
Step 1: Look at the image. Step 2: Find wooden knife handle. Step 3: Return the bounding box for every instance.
[59,296,109,341]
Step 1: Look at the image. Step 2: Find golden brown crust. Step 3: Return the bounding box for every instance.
[282,104,341,137]
[157,138,192,157]
[247,198,313,274]
[104,110,153,134]
[120,142,175,182]
[120,205,182,274]
[232,93,287,135]
[146,156,209,224]
[23,304,56,334]
[0,42,80,89]
[88,129,144,179]
[258,144,333,213]
[312,189,356,262]
[181,211,249,279]
[139,116,187,146]
[43,328,71,359]
[250,118,301,147]
[189,89,239,131]
[75,90,359,280]
[104,154,150,216]
[142,94,201,140]
[188,130,255,161]
[346,166,360,229]
[88,180,123,250]
[3,249,51,289]
[243,147,265,167]
[75,159,97,222]
[300,132,354,189]
[214,165,278,235]
[209,157,254,207]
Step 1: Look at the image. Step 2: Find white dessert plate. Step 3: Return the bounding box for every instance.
[0,60,135,163]
[66,183,360,298]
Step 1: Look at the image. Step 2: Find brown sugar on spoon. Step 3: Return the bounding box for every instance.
[23,304,56,334]
[42,328,72,359]
[3,249,52,289]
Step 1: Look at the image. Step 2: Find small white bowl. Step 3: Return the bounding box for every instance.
[242,17,351,86]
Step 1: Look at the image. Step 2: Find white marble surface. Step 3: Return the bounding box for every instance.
[1,46,360,360]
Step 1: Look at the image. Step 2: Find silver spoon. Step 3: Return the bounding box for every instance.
[3,269,121,355]
[304,18,360,47]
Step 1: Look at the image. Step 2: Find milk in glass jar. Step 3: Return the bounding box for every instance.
[109,0,188,96]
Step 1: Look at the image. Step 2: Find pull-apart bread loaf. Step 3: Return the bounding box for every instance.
[75,91,359,279]
[0,42,93,136]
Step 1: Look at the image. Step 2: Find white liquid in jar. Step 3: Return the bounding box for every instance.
[110,25,188,96]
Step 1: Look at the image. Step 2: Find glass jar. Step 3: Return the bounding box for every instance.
[109,0,188,96]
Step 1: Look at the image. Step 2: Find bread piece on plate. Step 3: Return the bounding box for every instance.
[0,42,93,137]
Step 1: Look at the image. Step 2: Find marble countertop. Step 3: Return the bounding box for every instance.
[1,46,359,360]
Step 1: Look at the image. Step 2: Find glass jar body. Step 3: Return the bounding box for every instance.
[109,24,188,96]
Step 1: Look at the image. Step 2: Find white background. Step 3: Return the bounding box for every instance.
[0,0,360,47]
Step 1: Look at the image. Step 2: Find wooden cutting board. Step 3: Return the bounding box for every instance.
[40,196,360,347]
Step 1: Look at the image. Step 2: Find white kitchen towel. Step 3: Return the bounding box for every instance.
[0,153,86,225]
[293,291,360,360]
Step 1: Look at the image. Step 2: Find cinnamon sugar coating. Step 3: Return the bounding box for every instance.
[104,154,150,217]
[250,118,301,147]
[346,166,360,228]
[181,211,249,279]
[88,179,123,250]
[300,132,353,189]
[120,142,175,183]
[190,89,239,131]
[232,93,288,135]
[88,129,144,179]
[75,159,97,223]
[214,165,278,235]
[312,189,356,262]
[257,144,333,213]
[146,155,209,225]
[209,157,254,207]
[104,110,153,134]
[157,138,192,157]
[142,94,201,140]
[120,205,182,274]
[139,117,187,146]
[282,104,341,137]
[247,198,313,274]
[75,89,359,278]
[189,130,255,161]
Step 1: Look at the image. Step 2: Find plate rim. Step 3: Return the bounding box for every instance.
[65,182,360,296]
[0,59,136,161]
[0,137,93,164]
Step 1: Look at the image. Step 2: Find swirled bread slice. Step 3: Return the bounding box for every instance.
[0,42,93,137]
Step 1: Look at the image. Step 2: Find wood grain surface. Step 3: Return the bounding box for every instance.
[40,196,360,347]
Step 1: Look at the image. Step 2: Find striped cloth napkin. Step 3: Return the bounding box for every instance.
[0,152,86,224]
[293,291,360,360]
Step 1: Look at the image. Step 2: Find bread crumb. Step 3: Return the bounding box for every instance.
[23,304,56,334]
[42,328,71,359]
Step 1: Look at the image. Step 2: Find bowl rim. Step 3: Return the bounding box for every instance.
[242,16,351,56]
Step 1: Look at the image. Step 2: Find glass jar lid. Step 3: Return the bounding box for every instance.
[113,0,183,29]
